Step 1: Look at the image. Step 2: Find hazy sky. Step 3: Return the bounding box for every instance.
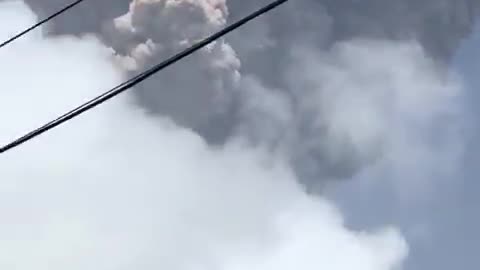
[329,23,480,270]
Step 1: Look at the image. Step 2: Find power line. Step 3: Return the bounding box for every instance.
[0,0,86,49]
[0,0,289,154]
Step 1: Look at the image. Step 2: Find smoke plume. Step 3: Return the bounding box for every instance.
[0,1,409,269]
[12,0,476,187]
[104,0,241,131]
[0,0,475,268]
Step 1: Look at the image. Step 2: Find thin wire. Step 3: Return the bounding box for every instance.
[0,0,86,49]
[0,0,289,154]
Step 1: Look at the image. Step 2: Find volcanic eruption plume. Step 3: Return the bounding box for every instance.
[0,0,476,269]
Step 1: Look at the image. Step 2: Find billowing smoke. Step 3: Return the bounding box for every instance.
[237,39,464,192]
[0,1,409,269]
[12,0,476,187]
[0,0,474,268]
[103,0,241,131]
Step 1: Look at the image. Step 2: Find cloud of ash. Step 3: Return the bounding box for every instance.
[103,0,241,130]
[237,39,464,192]
[0,2,408,269]
[11,0,475,189]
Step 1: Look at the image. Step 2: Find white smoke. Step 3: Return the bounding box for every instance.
[0,1,408,270]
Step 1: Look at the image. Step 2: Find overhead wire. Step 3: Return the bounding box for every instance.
[0,0,289,154]
[0,0,86,49]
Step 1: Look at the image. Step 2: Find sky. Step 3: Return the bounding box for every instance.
[0,1,479,270]
[448,21,480,269]
[328,22,480,270]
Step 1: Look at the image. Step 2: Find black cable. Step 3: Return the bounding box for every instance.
[0,0,86,49]
[0,0,289,154]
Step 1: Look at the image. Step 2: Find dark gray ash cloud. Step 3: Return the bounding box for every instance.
[17,0,479,188]
[2,1,478,269]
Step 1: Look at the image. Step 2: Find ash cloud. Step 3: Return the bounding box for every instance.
[10,0,476,187]
[0,0,473,268]
[0,2,408,269]
[103,0,241,130]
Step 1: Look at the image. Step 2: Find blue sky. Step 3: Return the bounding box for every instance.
[326,23,480,270]
[447,21,480,270]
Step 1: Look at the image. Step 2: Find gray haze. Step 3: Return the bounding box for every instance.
[16,0,479,187]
